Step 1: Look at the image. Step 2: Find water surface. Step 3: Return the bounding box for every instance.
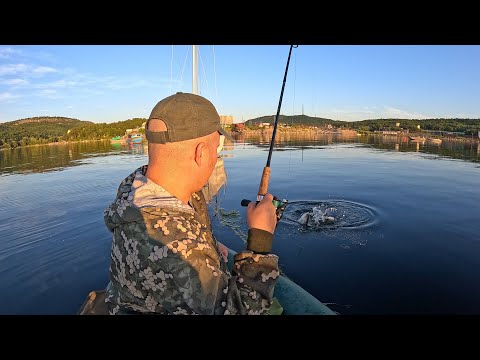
[0,135,479,314]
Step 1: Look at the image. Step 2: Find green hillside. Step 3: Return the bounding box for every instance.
[245,115,480,134]
[64,118,146,141]
[4,116,89,126]
[0,116,146,149]
[0,117,93,149]
[349,118,480,134]
[245,114,343,127]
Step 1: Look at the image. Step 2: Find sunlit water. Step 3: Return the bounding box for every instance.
[0,135,479,314]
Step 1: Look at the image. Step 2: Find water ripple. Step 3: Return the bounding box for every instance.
[282,199,379,231]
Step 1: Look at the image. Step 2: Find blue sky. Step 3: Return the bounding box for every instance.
[1,45,479,123]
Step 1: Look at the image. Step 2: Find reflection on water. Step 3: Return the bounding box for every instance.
[360,134,480,162]
[1,135,477,176]
[0,140,148,175]
[283,200,378,231]
[1,131,480,314]
[219,140,235,158]
[233,131,358,149]
[234,132,480,162]
[0,140,111,176]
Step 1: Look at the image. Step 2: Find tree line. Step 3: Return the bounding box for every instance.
[63,118,146,141]
[0,117,146,150]
[245,115,480,134]
[2,114,479,151]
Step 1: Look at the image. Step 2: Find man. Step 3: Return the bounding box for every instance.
[103,92,279,315]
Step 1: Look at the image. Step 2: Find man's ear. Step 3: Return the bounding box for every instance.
[194,141,206,166]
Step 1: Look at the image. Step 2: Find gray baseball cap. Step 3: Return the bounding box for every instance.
[145,92,234,143]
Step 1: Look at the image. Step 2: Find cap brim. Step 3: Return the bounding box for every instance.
[218,127,234,142]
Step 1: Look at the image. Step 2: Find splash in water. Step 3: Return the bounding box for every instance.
[298,206,337,227]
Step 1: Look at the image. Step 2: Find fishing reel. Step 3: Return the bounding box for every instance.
[240,197,289,222]
[272,197,288,221]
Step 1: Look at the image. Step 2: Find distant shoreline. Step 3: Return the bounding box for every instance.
[234,127,480,143]
[0,138,107,151]
[237,127,357,136]
[2,128,479,151]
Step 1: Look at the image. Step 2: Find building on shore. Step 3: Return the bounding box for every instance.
[233,123,245,132]
[220,115,234,127]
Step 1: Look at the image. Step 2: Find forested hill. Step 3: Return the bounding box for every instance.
[0,117,93,149]
[245,115,343,127]
[3,116,90,126]
[63,118,146,141]
[348,118,480,134]
[0,117,146,149]
[245,115,480,134]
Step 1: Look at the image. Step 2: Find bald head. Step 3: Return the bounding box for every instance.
[147,119,216,163]
[145,119,220,204]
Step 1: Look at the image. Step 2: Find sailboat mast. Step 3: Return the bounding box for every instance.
[192,45,199,94]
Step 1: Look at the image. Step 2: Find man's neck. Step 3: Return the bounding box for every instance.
[145,165,192,205]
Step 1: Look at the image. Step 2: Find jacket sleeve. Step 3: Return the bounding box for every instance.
[139,213,280,315]
[104,204,116,233]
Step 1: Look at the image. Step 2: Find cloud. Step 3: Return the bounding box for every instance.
[0,47,56,63]
[1,58,172,108]
[0,47,22,59]
[32,66,57,75]
[0,63,29,76]
[1,78,29,86]
[37,89,63,99]
[32,71,165,94]
[0,63,57,77]
[39,89,56,95]
[31,72,152,92]
[332,108,376,115]
[383,106,432,119]
[313,105,434,121]
[78,88,105,95]
[103,78,149,90]
[35,79,79,89]
[0,92,21,102]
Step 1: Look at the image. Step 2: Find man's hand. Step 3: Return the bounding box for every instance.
[246,193,277,234]
[217,241,229,263]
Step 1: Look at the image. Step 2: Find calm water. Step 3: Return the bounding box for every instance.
[0,135,479,314]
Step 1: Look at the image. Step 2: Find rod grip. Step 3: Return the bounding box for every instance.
[257,166,270,197]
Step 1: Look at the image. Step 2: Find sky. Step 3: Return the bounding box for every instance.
[1,45,479,123]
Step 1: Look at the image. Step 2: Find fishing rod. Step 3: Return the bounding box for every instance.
[241,45,298,221]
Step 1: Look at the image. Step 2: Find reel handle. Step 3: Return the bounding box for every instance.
[240,197,288,221]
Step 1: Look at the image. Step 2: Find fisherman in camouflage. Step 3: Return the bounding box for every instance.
[103,92,280,315]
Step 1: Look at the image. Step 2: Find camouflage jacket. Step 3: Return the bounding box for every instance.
[104,165,279,315]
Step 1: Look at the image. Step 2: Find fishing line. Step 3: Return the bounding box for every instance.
[241,45,298,222]
[292,50,297,117]
[286,50,298,202]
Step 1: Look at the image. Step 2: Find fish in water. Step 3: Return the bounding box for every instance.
[298,212,312,225]
[298,206,337,226]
